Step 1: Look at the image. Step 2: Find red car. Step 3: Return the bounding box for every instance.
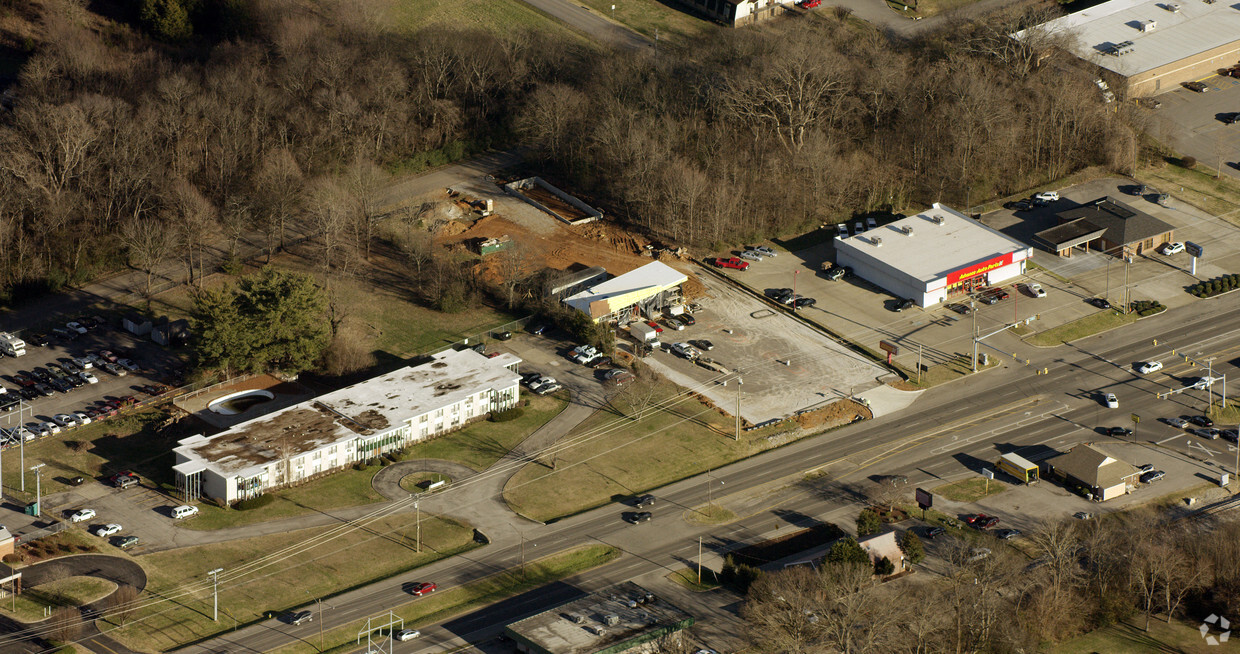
[964,513,988,525]
[800,0,821,7]
[713,257,750,271]
[644,321,664,333]
[98,350,118,364]
[411,582,437,596]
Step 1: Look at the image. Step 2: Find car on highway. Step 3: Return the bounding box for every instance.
[1107,426,1133,437]
[1137,361,1163,374]
[1104,393,1119,409]
[1194,428,1221,440]
[1161,241,1185,255]
[1088,297,1112,309]
[1187,377,1211,390]
[1026,283,1046,298]
[289,610,314,625]
[627,511,653,524]
[1224,430,1239,443]
[946,303,971,315]
[1167,417,1190,429]
[395,629,421,641]
[70,508,96,523]
[1140,470,1165,483]
[635,494,655,508]
[1188,415,1214,428]
[410,582,437,596]
[94,523,122,537]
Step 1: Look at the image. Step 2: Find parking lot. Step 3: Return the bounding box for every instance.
[0,318,185,451]
[1147,73,1240,180]
[634,274,889,424]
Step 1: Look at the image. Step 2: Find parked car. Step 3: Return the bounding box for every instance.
[1033,191,1060,204]
[739,250,764,262]
[836,223,848,238]
[25,333,47,347]
[946,303,971,315]
[1009,199,1033,212]
[1184,81,1209,93]
[117,359,140,372]
[115,535,140,550]
[825,266,849,281]
[102,362,125,377]
[671,342,700,359]
[98,350,118,363]
[748,245,777,257]
[1026,283,1046,298]
[853,221,864,235]
[72,356,93,370]
[70,508,96,523]
[663,317,685,331]
[94,523,123,537]
[690,339,714,351]
[1137,463,1155,474]
[676,313,696,326]
[66,321,87,334]
[533,382,563,396]
[994,529,1021,540]
[1140,470,1166,483]
[799,0,822,7]
[866,217,878,230]
[893,298,915,312]
[74,412,92,426]
[52,414,78,428]
[110,471,139,489]
[410,582,437,596]
[1088,297,1112,309]
[643,321,664,334]
[606,372,634,386]
[1074,512,1092,520]
[926,526,946,539]
[791,297,817,309]
[1188,415,1214,428]
[1104,393,1119,409]
[79,371,98,385]
[1137,361,1163,374]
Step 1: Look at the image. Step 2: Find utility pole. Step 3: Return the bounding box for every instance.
[520,532,526,579]
[971,298,979,373]
[30,463,44,518]
[208,568,223,622]
[734,377,742,441]
[317,598,324,651]
[916,344,923,385]
[412,493,422,553]
[697,536,703,584]
[1123,255,1132,312]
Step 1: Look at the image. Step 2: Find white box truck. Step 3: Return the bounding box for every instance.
[0,333,26,357]
[629,322,660,348]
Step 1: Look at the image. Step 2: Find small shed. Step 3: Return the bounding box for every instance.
[0,526,15,559]
[123,314,153,336]
[152,318,191,347]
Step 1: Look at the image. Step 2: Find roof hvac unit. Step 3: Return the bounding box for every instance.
[901,226,914,236]
[1139,19,1156,31]
[588,625,606,635]
[930,216,945,225]
[603,614,620,626]
[1107,40,1135,56]
[1161,2,1180,11]
[870,237,883,247]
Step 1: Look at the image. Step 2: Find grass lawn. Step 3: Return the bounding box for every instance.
[912,353,999,388]
[1026,310,1138,347]
[390,0,587,40]
[933,478,1007,502]
[504,386,793,522]
[1207,398,1240,425]
[104,513,477,652]
[1136,160,1240,222]
[403,390,569,471]
[667,567,721,592]
[180,465,386,531]
[0,407,191,503]
[1053,615,1222,653]
[0,576,116,623]
[267,544,621,654]
[575,0,716,45]
[685,504,738,525]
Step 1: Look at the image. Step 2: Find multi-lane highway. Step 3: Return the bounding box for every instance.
[155,298,1240,654]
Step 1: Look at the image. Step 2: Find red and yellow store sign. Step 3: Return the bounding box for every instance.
[946,252,1014,285]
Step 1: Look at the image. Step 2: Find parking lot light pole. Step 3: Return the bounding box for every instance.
[30,463,44,518]
[208,568,223,621]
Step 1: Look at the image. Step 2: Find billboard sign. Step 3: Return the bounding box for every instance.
[915,488,933,509]
[946,252,1016,285]
[879,340,899,355]
[1185,241,1203,258]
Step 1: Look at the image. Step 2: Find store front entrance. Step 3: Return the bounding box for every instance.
[947,275,988,297]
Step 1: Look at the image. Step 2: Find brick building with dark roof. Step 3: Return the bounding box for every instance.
[1035,197,1175,258]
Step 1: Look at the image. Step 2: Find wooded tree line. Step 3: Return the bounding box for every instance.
[0,0,1138,302]
[737,513,1240,653]
[0,0,579,302]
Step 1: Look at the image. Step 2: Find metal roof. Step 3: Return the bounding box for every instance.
[1018,0,1240,77]
[835,204,1031,283]
[563,261,687,318]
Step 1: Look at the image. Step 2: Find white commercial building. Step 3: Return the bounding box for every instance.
[173,349,521,503]
[1016,0,1240,97]
[835,204,1032,307]
[563,261,688,324]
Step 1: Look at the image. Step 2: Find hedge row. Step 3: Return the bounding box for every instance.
[1189,274,1240,298]
[1130,300,1166,317]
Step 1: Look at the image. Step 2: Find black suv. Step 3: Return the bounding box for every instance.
[627,511,653,524]
[635,494,655,508]
[1108,426,1133,437]
[894,298,915,312]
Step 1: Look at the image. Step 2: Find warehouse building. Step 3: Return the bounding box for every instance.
[563,261,688,324]
[835,204,1033,307]
[172,348,521,503]
[505,582,695,654]
[1046,444,1141,502]
[1017,0,1240,97]
[1035,196,1175,257]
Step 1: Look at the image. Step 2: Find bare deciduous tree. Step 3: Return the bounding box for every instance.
[119,217,176,296]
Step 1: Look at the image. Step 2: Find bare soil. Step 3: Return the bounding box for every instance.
[518,184,592,221]
[794,400,869,430]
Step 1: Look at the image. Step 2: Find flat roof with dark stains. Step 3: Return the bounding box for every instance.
[175,349,522,477]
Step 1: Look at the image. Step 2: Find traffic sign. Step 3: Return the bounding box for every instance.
[1131,413,1140,424]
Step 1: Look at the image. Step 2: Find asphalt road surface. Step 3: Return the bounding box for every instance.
[519,0,652,50]
[161,297,1240,654]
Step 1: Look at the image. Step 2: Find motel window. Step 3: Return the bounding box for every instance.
[420,414,428,422]
[435,408,444,418]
